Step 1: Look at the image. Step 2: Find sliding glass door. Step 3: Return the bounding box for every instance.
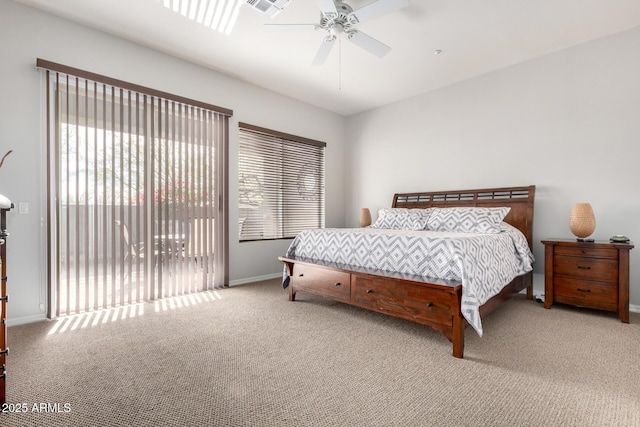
[41,61,230,316]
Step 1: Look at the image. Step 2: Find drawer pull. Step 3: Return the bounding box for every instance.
[577,265,591,270]
[426,302,433,307]
[0,295,7,302]
[334,282,341,287]
[577,288,591,293]
[0,348,8,356]
[581,249,587,254]
[366,289,373,294]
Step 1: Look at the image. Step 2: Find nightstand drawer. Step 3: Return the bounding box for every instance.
[554,276,617,311]
[553,245,617,259]
[553,256,618,282]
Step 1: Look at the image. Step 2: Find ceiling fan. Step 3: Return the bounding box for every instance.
[265,0,410,65]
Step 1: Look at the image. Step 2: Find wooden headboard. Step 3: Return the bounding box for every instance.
[393,185,536,248]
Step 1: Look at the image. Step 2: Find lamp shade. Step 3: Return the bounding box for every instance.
[359,208,372,227]
[569,203,596,239]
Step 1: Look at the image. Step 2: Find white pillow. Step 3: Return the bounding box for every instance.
[426,207,510,233]
[370,208,433,230]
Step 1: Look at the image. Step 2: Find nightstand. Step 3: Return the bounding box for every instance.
[541,239,634,323]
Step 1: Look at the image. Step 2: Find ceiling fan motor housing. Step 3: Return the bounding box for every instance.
[320,2,356,33]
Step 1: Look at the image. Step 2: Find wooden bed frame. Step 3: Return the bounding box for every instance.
[279,185,535,358]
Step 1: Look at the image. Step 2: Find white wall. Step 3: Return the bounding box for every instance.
[345,26,640,307]
[0,0,345,323]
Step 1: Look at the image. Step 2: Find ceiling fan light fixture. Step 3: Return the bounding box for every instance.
[330,23,345,35]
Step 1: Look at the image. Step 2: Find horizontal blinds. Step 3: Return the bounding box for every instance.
[238,124,325,241]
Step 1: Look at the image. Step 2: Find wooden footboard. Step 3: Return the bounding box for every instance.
[280,256,533,358]
[280,256,469,357]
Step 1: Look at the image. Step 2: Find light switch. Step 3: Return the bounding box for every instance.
[19,202,29,214]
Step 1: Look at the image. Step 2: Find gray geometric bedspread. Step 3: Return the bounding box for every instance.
[283,223,534,336]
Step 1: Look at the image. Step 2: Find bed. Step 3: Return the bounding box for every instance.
[279,185,535,358]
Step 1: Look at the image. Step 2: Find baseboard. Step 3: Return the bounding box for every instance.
[7,313,48,327]
[229,272,282,287]
[630,304,640,314]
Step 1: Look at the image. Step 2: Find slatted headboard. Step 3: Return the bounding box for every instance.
[393,185,536,248]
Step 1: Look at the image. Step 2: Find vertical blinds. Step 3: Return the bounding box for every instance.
[238,123,325,241]
[39,59,231,316]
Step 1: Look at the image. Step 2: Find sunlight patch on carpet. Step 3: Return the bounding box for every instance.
[46,290,223,335]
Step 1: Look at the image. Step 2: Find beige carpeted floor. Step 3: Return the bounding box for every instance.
[3,278,640,426]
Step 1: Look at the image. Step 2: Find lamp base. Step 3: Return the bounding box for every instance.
[576,238,595,243]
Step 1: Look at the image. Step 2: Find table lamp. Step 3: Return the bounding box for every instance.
[359,208,372,227]
[569,202,595,242]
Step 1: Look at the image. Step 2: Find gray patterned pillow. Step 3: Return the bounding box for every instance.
[370,208,433,230]
[426,207,510,233]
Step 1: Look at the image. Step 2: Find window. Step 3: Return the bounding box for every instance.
[238,123,325,241]
[39,59,231,316]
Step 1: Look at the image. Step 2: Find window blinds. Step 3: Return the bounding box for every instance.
[238,123,325,241]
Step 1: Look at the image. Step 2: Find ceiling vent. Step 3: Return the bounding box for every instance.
[245,0,293,17]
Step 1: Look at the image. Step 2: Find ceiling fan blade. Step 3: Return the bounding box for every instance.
[312,37,336,66]
[347,30,391,57]
[264,24,319,31]
[316,0,338,16]
[349,0,409,24]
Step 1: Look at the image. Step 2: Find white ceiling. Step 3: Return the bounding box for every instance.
[13,0,640,116]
